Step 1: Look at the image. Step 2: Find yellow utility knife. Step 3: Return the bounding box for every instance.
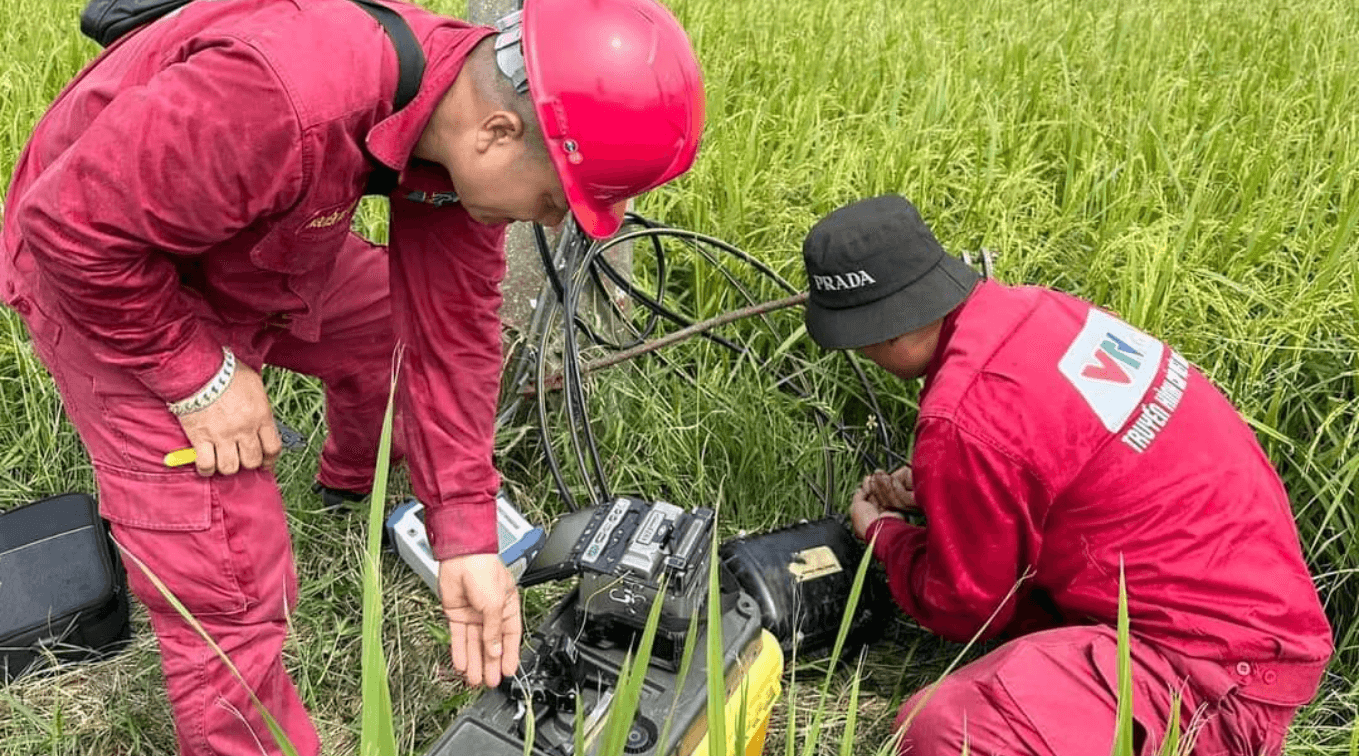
[162,448,199,467]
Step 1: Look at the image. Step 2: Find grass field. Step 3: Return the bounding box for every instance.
[2,0,1357,753]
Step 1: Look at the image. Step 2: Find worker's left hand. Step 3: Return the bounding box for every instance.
[438,554,522,688]
[849,479,904,541]
[868,465,916,513]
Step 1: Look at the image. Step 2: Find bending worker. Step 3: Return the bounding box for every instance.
[0,0,703,753]
[802,195,1331,755]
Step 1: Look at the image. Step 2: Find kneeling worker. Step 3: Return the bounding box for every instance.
[800,195,1331,755]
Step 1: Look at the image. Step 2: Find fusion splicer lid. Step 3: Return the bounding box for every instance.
[577,498,712,588]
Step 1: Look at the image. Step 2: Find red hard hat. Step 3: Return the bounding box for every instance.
[503,0,705,239]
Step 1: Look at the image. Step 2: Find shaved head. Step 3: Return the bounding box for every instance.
[468,37,546,160]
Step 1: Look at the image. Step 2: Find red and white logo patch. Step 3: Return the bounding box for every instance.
[1059,309,1164,432]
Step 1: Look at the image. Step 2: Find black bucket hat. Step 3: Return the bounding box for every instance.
[802,195,979,350]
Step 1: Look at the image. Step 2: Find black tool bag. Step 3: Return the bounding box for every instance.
[0,493,133,683]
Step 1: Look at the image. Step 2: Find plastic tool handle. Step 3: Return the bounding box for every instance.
[163,420,305,467]
[163,448,198,467]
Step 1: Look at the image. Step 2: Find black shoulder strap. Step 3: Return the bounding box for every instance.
[350,0,426,196]
[78,0,422,196]
[349,0,424,112]
[81,0,193,47]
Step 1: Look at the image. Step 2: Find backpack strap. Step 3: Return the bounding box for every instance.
[78,0,423,196]
[349,0,425,112]
[81,0,193,47]
[350,0,426,196]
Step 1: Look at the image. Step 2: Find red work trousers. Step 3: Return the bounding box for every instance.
[19,234,394,756]
[895,626,1300,756]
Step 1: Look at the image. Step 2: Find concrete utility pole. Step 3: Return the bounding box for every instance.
[467,0,631,352]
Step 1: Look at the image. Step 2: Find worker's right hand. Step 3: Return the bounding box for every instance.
[175,361,282,476]
[439,554,523,688]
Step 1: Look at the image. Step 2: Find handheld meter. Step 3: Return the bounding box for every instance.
[386,489,545,595]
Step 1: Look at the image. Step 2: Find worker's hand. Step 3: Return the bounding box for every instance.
[439,554,522,688]
[176,362,282,477]
[868,466,916,513]
[850,478,904,541]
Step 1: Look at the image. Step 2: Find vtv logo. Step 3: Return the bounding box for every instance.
[1059,309,1166,432]
[1080,332,1144,384]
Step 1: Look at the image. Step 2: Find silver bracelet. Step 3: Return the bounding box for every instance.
[167,347,237,416]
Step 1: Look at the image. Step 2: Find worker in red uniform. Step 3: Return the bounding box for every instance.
[802,195,1332,755]
[0,0,703,753]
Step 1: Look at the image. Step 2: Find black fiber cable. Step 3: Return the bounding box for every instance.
[533,223,566,305]
[593,224,886,473]
[555,225,599,506]
[558,223,612,504]
[526,213,901,515]
[579,225,668,350]
[599,252,885,474]
[533,223,615,348]
[533,264,576,511]
[615,213,670,345]
[528,221,604,509]
[591,256,750,354]
[591,227,800,295]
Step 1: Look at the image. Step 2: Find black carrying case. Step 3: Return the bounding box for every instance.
[0,493,133,683]
[720,516,889,657]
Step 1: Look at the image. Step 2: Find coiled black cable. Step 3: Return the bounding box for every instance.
[515,214,900,516]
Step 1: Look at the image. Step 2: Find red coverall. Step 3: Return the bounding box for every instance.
[1,2,503,754]
[866,281,1333,755]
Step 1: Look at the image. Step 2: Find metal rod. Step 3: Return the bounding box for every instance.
[523,291,809,395]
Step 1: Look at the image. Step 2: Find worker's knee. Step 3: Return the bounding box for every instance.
[894,676,996,755]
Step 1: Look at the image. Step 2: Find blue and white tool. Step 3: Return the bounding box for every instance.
[385,489,546,597]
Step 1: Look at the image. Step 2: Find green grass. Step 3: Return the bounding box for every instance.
[360,352,403,756]
[2,0,1357,753]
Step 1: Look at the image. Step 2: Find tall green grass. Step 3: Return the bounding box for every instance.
[360,353,403,756]
[1112,559,1136,756]
[1,0,1356,753]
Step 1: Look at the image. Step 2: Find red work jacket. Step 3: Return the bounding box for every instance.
[1,0,502,559]
[867,281,1333,705]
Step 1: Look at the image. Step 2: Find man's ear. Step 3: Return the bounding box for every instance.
[474,109,526,153]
